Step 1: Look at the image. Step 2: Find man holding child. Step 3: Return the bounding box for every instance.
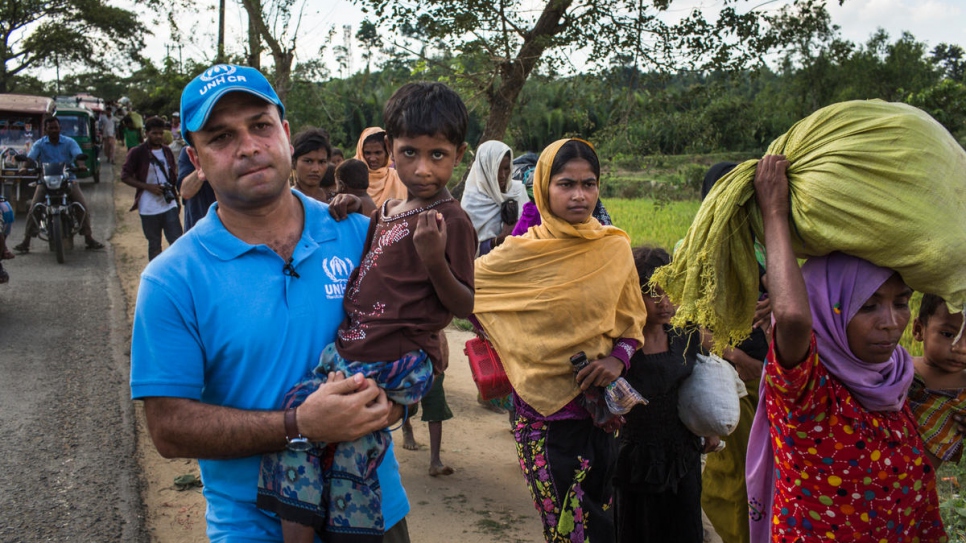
[129,65,411,542]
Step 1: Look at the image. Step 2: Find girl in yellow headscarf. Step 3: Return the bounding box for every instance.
[473,138,647,542]
[354,126,407,206]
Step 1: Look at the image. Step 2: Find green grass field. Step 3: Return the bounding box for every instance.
[602,197,701,250]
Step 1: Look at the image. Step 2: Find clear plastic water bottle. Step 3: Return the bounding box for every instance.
[570,351,648,415]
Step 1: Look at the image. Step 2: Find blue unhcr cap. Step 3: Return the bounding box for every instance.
[180,64,285,145]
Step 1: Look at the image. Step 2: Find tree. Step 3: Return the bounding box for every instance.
[357,0,840,147]
[357,19,383,75]
[0,0,148,93]
[238,0,308,101]
[931,43,966,82]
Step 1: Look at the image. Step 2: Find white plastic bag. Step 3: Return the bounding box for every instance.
[678,353,742,436]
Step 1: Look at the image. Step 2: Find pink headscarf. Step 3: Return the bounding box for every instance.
[746,252,913,542]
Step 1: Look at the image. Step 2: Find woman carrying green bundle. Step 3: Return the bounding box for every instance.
[746,155,946,542]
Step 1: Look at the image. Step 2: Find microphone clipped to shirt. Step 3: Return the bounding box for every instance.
[282,258,300,278]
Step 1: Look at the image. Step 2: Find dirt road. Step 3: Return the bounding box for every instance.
[0,163,147,541]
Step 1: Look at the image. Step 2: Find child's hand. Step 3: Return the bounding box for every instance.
[575,356,624,390]
[328,194,362,221]
[413,210,447,267]
[753,296,772,334]
[754,155,791,217]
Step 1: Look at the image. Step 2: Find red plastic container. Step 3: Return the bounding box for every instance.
[463,337,512,400]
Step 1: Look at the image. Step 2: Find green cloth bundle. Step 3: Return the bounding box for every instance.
[654,100,966,351]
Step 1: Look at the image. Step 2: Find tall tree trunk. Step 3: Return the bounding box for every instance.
[451,0,572,200]
[271,50,294,102]
[217,0,226,63]
[247,13,261,69]
[240,0,295,101]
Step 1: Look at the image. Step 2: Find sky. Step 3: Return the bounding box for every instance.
[42,0,966,80]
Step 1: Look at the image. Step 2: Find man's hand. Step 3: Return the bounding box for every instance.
[413,211,447,267]
[576,356,623,390]
[145,184,163,196]
[297,372,391,443]
[328,194,362,220]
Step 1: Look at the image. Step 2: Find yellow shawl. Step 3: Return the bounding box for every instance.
[473,138,647,416]
[354,126,407,206]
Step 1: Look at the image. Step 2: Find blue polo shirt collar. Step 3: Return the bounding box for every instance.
[195,189,338,261]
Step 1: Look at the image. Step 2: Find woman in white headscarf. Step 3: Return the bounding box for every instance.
[460,140,528,256]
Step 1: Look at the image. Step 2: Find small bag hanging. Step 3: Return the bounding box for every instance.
[677,352,742,436]
[463,336,512,400]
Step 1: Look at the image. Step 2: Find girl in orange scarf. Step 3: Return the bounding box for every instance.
[354,126,406,206]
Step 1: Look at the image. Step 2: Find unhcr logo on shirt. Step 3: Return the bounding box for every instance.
[198,65,246,95]
[322,256,354,299]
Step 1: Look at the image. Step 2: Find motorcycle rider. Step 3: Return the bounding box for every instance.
[13,117,105,253]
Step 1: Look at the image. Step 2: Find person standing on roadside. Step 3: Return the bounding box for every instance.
[129,64,412,543]
[97,107,116,164]
[120,116,183,261]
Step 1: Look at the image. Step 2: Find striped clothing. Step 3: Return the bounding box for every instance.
[908,374,966,463]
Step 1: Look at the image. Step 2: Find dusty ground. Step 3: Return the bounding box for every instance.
[109,149,545,542]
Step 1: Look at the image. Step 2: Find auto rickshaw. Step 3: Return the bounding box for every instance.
[55,105,101,183]
[0,94,56,214]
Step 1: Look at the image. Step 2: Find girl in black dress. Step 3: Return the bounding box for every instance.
[614,246,720,542]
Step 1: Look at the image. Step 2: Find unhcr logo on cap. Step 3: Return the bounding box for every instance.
[200,64,237,81]
[198,65,247,96]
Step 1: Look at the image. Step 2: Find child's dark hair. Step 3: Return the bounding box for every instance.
[550,140,601,179]
[919,293,947,325]
[335,158,370,190]
[292,128,332,161]
[321,163,336,188]
[632,245,672,286]
[331,147,344,159]
[145,116,166,131]
[383,82,468,146]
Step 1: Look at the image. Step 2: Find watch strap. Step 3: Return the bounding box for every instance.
[284,407,303,442]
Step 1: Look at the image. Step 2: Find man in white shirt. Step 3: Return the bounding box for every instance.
[120,116,182,260]
[97,108,116,164]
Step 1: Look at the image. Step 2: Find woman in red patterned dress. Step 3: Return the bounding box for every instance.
[745,155,947,542]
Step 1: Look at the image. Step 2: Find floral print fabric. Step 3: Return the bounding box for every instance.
[513,416,617,542]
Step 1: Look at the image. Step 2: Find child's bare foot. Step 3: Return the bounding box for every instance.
[401,420,419,450]
[477,395,506,414]
[428,461,454,477]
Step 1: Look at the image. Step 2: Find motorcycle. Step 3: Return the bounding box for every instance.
[15,154,88,264]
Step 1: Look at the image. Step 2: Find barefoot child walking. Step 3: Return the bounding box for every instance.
[746,155,947,542]
[257,82,477,543]
[908,293,966,468]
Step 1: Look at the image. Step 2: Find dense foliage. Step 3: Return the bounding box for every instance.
[14,28,964,160]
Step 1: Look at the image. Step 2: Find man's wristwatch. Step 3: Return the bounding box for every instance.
[284,407,312,452]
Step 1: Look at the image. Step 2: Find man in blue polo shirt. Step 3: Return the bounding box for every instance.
[13,116,105,253]
[129,65,412,542]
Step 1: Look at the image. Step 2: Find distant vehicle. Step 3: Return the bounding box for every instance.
[55,105,101,183]
[15,154,88,264]
[0,94,57,214]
